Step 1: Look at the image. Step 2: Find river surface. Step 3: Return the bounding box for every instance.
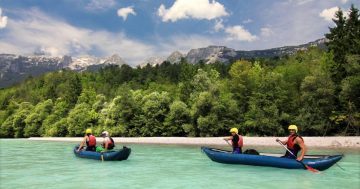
[0,139,359,189]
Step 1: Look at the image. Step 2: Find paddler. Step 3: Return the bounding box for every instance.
[276,125,307,161]
[77,128,97,152]
[223,128,243,154]
[96,131,115,152]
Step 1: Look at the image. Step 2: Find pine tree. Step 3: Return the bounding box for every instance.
[325,8,347,84]
[325,4,360,83]
[345,4,360,55]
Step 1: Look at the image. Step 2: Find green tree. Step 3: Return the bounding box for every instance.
[98,96,127,136]
[24,99,53,137]
[229,60,253,114]
[2,102,34,138]
[42,98,70,136]
[67,103,98,136]
[140,91,171,136]
[296,74,336,136]
[325,8,348,84]
[164,100,191,136]
[345,4,360,55]
[338,75,360,135]
[77,87,97,105]
[325,5,360,84]
[244,72,288,136]
[184,69,237,137]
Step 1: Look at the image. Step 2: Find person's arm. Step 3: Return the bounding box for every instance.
[77,136,87,151]
[104,140,109,151]
[101,138,109,152]
[223,136,233,140]
[295,138,306,161]
[276,138,287,145]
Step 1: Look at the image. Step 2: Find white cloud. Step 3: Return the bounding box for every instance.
[260,27,274,37]
[287,0,313,5]
[319,7,339,21]
[214,19,224,32]
[0,8,8,29]
[0,8,222,65]
[0,8,154,65]
[296,0,313,5]
[117,6,136,21]
[158,0,228,22]
[242,19,253,24]
[225,25,257,42]
[85,0,116,11]
[340,0,348,4]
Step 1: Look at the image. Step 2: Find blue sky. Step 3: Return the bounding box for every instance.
[0,0,359,65]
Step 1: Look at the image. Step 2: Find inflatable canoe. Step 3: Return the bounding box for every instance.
[201,147,342,171]
[74,145,131,161]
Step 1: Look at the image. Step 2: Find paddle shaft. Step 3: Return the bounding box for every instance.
[224,139,232,147]
[277,141,319,173]
[277,141,296,157]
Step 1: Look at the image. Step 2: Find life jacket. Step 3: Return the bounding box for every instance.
[286,134,303,157]
[231,134,243,148]
[102,137,115,150]
[86,135,96,147]
[238,135,243,148]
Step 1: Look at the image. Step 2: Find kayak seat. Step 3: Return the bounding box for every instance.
[243,149,260,155]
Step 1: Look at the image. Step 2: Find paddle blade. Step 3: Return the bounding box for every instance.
[304,164,320,173]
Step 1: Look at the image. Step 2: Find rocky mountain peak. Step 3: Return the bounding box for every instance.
[69,55,100,70]
[104,54,126,65]
[186,46,236,64]
[140,56,166,68]
[167,51,184,64]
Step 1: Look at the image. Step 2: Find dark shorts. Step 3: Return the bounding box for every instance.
[86,146,96,151]
[281,154,296,159]
[232,147,242,154]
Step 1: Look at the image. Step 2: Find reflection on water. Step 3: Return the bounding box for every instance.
[0,140,359,189]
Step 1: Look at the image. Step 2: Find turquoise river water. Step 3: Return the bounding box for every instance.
[0,139,359,189]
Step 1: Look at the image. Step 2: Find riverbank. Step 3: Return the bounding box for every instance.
[27,137,360,148]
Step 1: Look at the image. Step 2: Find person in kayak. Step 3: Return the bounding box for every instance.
[77,128,96,152]
[276,125,306,161]
[100,131,115,151]
[223,128,243,154]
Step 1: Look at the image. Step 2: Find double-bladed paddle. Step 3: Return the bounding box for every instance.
[277,141,319,173]
[224,139,232,147]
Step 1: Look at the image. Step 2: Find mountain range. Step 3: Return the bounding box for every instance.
[0,38,327,88]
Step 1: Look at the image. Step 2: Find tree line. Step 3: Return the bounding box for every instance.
[0,5,359,138]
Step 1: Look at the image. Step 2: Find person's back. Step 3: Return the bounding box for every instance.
[77,128,97,152]
[86,133,97,151]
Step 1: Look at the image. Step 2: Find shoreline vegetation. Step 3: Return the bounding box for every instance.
[27,137,360,148]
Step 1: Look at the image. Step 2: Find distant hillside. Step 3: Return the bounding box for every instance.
[0,38,327,88]
[185,38,327,64]
[0,54,125,88]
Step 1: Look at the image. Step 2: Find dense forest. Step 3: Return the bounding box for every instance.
[0,6,359,137]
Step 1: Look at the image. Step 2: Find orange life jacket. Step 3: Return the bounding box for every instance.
[86,135,96,147]
[286,134,303,157]
[102,137,115,149]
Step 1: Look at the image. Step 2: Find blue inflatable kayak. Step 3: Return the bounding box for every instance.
[74,145,131,161]
[201,147,342,171]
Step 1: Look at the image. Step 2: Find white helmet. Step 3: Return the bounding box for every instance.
[101,131,109,137]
